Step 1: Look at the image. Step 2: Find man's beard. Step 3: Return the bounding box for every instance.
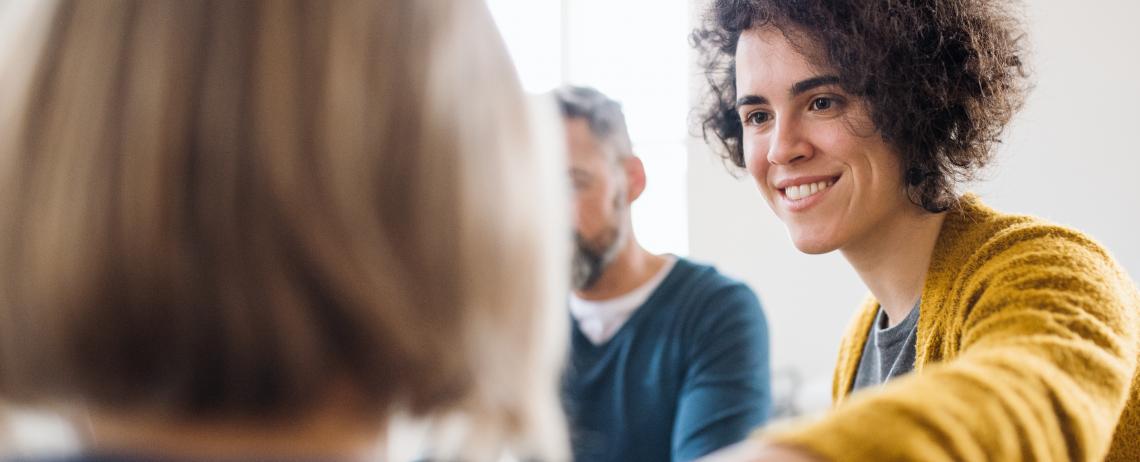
[571,225,622,291]
[572,184,629,291]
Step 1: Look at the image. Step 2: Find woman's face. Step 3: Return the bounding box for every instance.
[734,26,913,254]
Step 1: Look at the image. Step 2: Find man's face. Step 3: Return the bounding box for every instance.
[734,27,911,254]
[565,118,629,290]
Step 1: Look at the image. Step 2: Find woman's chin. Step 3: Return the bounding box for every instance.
[788,231,840,255]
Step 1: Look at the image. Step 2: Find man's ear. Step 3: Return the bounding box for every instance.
[623,155,646,203]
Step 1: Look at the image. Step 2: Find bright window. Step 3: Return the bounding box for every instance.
[487,0,690,256]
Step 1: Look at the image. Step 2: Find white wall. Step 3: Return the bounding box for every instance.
[487,0,692,256]
[561,0,692,256]
[978,0,1140,271]
[686,0,1140,414]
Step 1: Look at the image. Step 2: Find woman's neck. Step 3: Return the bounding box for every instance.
[842,207,946,327]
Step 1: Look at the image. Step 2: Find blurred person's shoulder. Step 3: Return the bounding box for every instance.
[671,257,761,303]
[665,257,765,331]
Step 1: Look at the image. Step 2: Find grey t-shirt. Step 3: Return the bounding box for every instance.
[852,300,920,391]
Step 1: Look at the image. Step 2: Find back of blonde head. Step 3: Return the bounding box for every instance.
[0,0,568,458]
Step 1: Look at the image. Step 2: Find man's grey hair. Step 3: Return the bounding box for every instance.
[553,85,633,161]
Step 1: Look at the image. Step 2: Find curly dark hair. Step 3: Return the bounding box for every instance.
[692,0,1031,212]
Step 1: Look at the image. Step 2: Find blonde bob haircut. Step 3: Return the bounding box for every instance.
[0,0,568,457]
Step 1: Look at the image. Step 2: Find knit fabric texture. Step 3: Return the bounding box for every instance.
[762,194,1140,461]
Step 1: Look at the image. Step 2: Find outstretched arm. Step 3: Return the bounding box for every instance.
[728,237,1140,462]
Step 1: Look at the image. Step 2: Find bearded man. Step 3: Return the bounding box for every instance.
[557,85,772,462]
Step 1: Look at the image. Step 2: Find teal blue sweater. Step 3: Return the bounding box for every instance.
[562,258,771,461]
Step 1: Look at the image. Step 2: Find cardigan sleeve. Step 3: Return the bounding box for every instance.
[760,233,1140,462]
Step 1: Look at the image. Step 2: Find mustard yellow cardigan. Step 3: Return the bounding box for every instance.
[764,195,1140,461]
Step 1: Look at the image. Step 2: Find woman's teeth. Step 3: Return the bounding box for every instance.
[784,180,833,201]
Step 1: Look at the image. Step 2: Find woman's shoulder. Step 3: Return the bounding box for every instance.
[942,194,1122,279]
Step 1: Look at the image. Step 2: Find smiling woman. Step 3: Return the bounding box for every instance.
[731,27,916,256]
[696,0,1028,214]
[692,0,1140,461]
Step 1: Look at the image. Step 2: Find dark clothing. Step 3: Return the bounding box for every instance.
[852,301,920,391]
[563,258,771,462]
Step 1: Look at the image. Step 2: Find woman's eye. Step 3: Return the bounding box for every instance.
[810,97,834,111]
[745,111,770,125]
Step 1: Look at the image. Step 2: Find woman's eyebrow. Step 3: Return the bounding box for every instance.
[735,94,768,109]
[791,75,841,96]
[736,74,841,109]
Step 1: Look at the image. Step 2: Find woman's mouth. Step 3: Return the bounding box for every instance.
[781,177,837,201]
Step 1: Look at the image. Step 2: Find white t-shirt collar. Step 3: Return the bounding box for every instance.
[569,255,678,345]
